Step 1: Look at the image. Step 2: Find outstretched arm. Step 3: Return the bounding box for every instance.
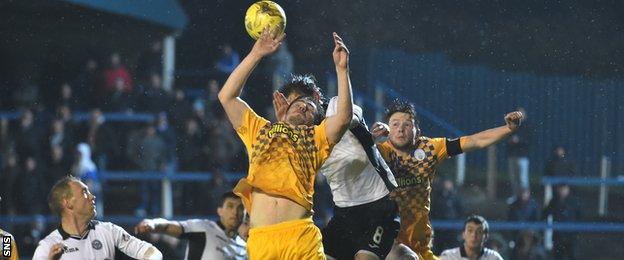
[324,33,353,143]
[134,218,183,237]
[461,111,524,152]
[218,28,285,129]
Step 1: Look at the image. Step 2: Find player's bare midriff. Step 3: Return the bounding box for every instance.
[249,188,311,228]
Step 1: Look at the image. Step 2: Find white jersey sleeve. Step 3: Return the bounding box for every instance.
[179,219,213,233]
[32,239,53,260]
[109,223,158,259]
[326,96,364,128]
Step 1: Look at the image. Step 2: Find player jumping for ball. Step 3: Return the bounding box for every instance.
[218,28,353,259]
[372,99,523,260]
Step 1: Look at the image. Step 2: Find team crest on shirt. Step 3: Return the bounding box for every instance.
[92,239,103,250]
[413,149,426,161]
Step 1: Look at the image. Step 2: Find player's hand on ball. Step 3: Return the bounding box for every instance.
[251,27,285,58]
[372,122,390,143]
[332,32,349,70]
[505,111,524,131]
[273,91,289,121]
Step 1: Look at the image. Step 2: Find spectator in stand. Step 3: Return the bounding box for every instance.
[176,118,206,215]
[15,214,46,258]
[545,146,576,177]
[57,82,85,111]
[267,41,294,91]
[0,151,20,215]
[507,187,540,252]
[73,58,100,109]
[215,44,240,78]
[204,79,223,120]
[508,188,540,222]
[511,230,546,260]
[13,78,39,108]
[431,178,464,254]
[103,52,133,95]
[72,143,103,217]
[168,89,194,132]
[155,112,176,164]
[46,118,75,155]
[137,40,163,82]
[13,109,42,160]
[139,73,171,113]
[176,118,205,172]
[506,107,531,198]
[46,144,71,189]
[17,156,45,214]
[543,184,581,260]
[81,109,118,168]
[127,123,168,216]
[104,77,135,112]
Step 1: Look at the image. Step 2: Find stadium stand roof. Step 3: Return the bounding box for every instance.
[62,0,188,31]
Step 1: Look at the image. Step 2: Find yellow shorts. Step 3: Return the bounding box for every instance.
[247,218,325,260]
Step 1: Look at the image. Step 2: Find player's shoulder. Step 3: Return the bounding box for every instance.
[484,248,504,259]
[439,247,461,257]
[38,229,63,246]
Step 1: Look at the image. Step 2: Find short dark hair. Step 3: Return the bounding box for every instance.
[219,191,240,207]
[385,99,419,124]
[48,176,80,215]
[464,215,489,234]
[278,74,325,104]
[278,74,326,125]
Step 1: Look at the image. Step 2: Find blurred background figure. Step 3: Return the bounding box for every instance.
[543,184,582,260]
[72,142,103,218]
[511,230,546,260]
[431,178,464,254]
[215,44,240,80]
[267,41,294,91]
[545,146,577,177]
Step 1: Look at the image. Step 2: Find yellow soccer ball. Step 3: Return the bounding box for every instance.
[244,1,286,40]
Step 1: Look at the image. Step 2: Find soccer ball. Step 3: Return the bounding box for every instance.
[244,1,286,40]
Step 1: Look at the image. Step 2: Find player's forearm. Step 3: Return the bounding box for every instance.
[218,53,263,102]
[147,218,183,237]
[334,68,353,130]
[464,125,513,152]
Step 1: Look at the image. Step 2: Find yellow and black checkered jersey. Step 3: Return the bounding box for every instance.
[377,136,466,253]
[233,108,335,213]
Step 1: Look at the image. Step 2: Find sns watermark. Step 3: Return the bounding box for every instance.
[2,236,11,257]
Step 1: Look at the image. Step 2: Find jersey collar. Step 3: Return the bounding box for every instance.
[59,220,97,240]
[460,244,485,258]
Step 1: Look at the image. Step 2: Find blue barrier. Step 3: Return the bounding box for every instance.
[99,171,246,182]
[542,176,624,186]
[2,214,623,233]
[0,111,155,122]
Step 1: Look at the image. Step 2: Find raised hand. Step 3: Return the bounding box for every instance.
[371,122,390,143]
[272,91,289,121]
[332,32,349,70]
[48,243,66,260]
[504,111,524,131]
[250,27,285,58]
